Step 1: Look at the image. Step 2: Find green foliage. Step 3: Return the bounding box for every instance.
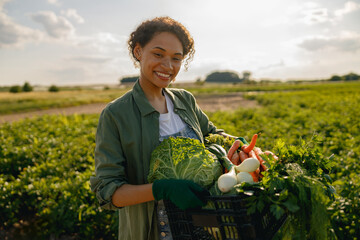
[147,137,222,189]
[0,88,129,115]
[205,71,243,83]
[206,81,360,239]
[205,134,335,239]
[22,82,33,92]
[120,76,138,84]
[259,138,334,240]
[329,75,342,81]
[48,85,60,92]
[329,72,360,82]
[0,115,117,239]
[1,81,359,239]
[9,85,22,93]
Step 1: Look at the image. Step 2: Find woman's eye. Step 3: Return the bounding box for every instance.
[154,53,162,57]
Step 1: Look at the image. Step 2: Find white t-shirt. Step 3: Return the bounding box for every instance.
[159,93,187,137]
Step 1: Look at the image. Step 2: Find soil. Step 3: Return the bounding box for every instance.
[0,92,258,124]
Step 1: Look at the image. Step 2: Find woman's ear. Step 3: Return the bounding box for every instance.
[134,44,142,61]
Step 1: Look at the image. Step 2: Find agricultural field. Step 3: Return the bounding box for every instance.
[0,88,129,115]
[0,81,359,239]
[0,81,321,115]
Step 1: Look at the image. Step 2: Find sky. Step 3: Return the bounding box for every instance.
[0,0,360,86]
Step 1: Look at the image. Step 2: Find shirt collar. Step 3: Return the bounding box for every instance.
[132,80,157,117]
[163,87,187,111]
[132,80,187,116]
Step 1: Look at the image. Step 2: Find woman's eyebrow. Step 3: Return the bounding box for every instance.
[153,46,183,56]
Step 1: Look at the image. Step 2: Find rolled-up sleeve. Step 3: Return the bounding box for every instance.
[90,107,128,210]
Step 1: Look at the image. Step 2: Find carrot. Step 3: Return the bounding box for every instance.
[253,147,264,162]
[249,169,260,182]
[242,134,258,154]
[227,140,241,160]
[248,150,257,159]
[253,147,267,176]
[231,151,240,165]
[238,151,248,163]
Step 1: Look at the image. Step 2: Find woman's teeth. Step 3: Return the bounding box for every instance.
[156,72,170,78]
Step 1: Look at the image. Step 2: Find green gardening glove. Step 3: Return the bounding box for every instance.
[236,137,249,145]
[152,179,209,210]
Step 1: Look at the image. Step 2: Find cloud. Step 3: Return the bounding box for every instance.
[257,60,285,71]
[0,0,10,10]
[334,1,360,18]
[0,1,42,48]
[67,55,112,64]
[75,32,126,54]
[298,32,360,52]
[61,9,84,24]
[301,1,360,25]
[47,0,61,6]
[31,11,75,39]
[303,7,330,24]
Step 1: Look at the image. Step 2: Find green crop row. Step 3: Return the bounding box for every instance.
[0,89,129,115]
[207,81,360,239]
[1,81,359,239]
[0,114,117,239]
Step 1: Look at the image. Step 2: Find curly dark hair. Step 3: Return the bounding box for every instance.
[128,16,195,70]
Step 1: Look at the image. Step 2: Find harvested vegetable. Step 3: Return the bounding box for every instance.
[230,151,240,165]
[218,167,238,192]
[242,134,258,153]
[227,139,241,163]
[239,151,248,162]
[235,157,260,173]
[207,144,239,193]
[147,137,222,189]
[236,172,254,184]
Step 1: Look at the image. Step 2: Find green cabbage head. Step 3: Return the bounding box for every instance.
[147,137,222,189]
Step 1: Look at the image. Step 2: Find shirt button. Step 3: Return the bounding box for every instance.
[161,232,166,237]
[184,117,188,120]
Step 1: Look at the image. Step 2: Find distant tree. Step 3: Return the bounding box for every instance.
[9,85,22,93]
[329,75,342,81]
[120,76,138,84]
[242,71,252,82]
[48,85,60,92]
[22,82,33,92]
[343,72,359,81]
[205,71,242,83]
[195,77,204,86]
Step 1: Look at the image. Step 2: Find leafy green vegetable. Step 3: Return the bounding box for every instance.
[147,137,222,189]
[204,133,234,152]
[232,136,336,240]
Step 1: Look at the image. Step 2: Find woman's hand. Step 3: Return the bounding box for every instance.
[152,179,209,210]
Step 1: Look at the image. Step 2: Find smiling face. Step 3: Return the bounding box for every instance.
[135,32,184,90]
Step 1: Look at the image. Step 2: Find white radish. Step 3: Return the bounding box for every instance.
[236,172,254,184]
[217,167,237,193]
[235,158,260,173]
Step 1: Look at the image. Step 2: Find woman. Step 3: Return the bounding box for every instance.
[90,16,238,240]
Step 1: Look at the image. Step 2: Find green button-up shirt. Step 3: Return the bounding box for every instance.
[90,80,222,240]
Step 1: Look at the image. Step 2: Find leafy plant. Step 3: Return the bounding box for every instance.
[232,137,336,240]
[147,137,222,189]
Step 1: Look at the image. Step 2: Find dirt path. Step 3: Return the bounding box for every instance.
[0,93,258,124]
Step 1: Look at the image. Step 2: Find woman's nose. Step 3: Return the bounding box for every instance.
[161,58,173,70]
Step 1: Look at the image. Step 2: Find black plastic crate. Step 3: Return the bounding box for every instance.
[163,195,287,240]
